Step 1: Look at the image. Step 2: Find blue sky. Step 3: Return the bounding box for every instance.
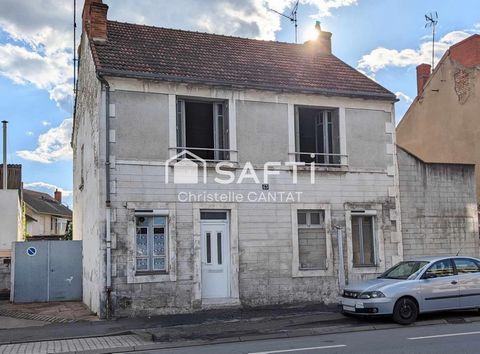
[0,0,478,208]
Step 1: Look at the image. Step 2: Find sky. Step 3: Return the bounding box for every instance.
[0,0,479,208]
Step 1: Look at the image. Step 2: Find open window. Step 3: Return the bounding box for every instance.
[176,99,229,161]
[295,107,340,165]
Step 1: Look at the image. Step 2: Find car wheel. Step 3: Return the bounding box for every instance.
[393,297,418,325]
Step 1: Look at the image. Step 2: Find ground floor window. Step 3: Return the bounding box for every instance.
[297,210,327,270]
[135,215,168,272]
[351,215,376,266]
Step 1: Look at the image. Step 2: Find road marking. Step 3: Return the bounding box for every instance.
[249,344,347,354]
[408,331,480,340]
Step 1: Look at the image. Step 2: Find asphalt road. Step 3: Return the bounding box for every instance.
[132,321,480,354]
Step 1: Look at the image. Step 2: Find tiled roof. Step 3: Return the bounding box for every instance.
[23,189,72,218]
[91,21,396,101]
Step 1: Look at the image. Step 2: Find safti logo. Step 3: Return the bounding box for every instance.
[165,150,313,203]
[165,150,317,186]
[165,150,207,184]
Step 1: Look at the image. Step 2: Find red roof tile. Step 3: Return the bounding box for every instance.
[91,21,396,101]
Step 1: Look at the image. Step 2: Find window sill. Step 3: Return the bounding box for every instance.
[299,267,328,271]
[353,264,379,268]
[135,270,168,276]
[293,267,333,278]
[127,270,176,284]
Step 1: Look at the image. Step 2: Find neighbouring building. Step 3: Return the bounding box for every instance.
[23,189,72,239]
[74,0,402,317]
[0,164,23,298]
[397,34,480,200]
[397,147,479,258]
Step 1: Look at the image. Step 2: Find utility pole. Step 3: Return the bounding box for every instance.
[2,120,8,190]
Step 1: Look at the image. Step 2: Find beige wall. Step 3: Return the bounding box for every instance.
[0,190,22,255]
[397,55,480,199]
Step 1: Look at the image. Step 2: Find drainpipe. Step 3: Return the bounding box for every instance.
[98,75,112,319]
[335,225,346,290]
[2,121,7,190]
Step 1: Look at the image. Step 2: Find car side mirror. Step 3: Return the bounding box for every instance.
[423,272,436,279]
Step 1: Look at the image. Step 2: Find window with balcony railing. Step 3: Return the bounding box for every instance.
[176,99,231,161]
[294,107,345,166]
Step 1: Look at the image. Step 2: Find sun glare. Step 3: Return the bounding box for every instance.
[303,26,320,42]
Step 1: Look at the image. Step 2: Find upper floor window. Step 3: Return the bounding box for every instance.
[51,217,68,235]
[176,99,229,161]
[295,107,340,165]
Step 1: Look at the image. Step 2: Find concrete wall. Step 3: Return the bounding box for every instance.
[396,53,480,199]
[112,91,170,161]
[108,165,399,316]
[236,100,289,164]
[73,33,106,317]
[0,190,22,253]
[346,109,391,170]
[0,259,10,295]
[0,190,21,295]
[398,147,479,258]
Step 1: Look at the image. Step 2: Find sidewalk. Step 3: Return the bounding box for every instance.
[1,303,480,353]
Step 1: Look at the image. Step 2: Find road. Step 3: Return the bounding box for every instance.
[132,321,480,354]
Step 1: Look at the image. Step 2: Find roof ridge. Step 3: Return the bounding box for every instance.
[106,20,304,47]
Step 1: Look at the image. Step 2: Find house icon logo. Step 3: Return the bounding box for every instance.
[165,150,207,184]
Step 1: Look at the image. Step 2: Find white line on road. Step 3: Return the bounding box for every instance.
[248,344,347,354]
[408,331,480,340]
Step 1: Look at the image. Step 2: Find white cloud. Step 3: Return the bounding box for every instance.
[25,131,34,136]
[0,0,357,110]
[395,91,413,104]
[105,0,356,40]
[17,118,73,164]
[0,43,73,110]
[0,0,74,110]
[302,0,357,17]
[358,29,477,74]
[24,182,72,198]
[41,120,51,126]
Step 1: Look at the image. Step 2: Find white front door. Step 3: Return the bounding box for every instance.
[201,221,230,299]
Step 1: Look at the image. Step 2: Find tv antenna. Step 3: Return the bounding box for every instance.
[268,0,299,43]
[73,0,78,100]
[425,11,438,72]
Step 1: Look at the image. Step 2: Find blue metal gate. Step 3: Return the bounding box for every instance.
[11,240,82,303]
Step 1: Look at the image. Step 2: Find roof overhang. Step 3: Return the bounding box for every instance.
[97,69,398,102]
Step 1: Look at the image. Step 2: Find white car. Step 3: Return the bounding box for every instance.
[338,256,480,324]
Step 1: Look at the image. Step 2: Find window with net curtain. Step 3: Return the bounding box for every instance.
[351,215,375,266]
[135,216,167,272]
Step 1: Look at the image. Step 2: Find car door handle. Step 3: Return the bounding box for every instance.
[451,280,458,285]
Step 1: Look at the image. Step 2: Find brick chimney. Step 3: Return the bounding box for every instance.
[54,189,62,203]
[416,63,431,96]
[305,21,332,55]
[82,0,109,43]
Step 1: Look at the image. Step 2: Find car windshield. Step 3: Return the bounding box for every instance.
[378,261,430,280]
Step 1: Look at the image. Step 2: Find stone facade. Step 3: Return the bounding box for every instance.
[74,41,403,316]
[398,147,479,258]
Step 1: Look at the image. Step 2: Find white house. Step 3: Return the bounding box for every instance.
[74,0,402,318]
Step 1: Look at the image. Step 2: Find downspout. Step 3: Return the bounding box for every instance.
[98,75,112,319]
[335,225,346,290]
